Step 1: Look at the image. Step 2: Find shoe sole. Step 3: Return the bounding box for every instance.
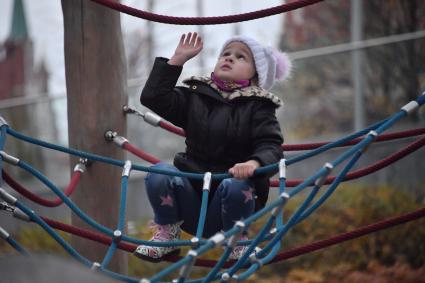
[133,248,181,263]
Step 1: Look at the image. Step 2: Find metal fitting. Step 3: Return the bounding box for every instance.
[13,207,31,222]
[269,227,277,235]
[279,159,287,179]
[221,273,230,281]
[314,163,334,187]
[227,234,239,248]
[123,105,145,118]
[179,251,197,279]
[73,162,86,173]
[122,160,132,177]
[0,226,9,239]
[0,188,17,204]
[401,101,419,114]
[190,237,200,247]
[91,262,101,271]
[235,221,245,229]
[113,136,129,147]
[0,116,8,127]
[187,250,198,258]
[104,130,117,141]
[143,112,162,126]
[202,172,212,191]
[0,201,14,213]
[368,130,378,139]
[361,130,379,153]
[271,206,283,217]
[280,192,290,200]
[0,151,19,165]
[122,105,135,114]
[210,233,225,246]
[122,161,132,176]
[249,247,263,266]
[113,230,122,242]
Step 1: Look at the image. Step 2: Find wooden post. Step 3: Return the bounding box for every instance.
[61,0,127,273]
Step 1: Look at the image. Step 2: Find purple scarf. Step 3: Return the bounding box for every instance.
[210,72,250,92]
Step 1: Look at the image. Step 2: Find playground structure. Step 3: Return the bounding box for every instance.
[1,0,425,282]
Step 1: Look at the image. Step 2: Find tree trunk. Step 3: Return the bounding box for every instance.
[61,0,127,273]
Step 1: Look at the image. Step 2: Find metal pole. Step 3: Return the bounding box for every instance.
[196,0,205,75]
[351,0,364,131]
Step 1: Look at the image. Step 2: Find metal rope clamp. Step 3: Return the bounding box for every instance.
[279,159,287,179]
[0,187,17,205]
[91,262,101,271]
[0,151,20,165]
[249,246,263,266]
[314,163,334,187]
[178,250,198,280]
[202,172,212,192]
[122,160,132,177]
[104,130,129,147]
[0,116,8,127]
[0,226,10,239]
[74,159,87,173]
[361,130,378,153]
[143,112,162,127]
[113,230,122,243]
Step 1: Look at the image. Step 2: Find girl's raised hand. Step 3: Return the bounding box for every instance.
[168,32,203,66]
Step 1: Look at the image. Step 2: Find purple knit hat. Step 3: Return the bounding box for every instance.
[220,36,292,90]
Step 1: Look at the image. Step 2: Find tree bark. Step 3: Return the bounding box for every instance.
[62,0,127,273]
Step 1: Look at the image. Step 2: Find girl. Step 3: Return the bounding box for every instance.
[134,32,291,261]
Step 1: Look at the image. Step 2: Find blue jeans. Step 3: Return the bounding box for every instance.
[145,162,256,238]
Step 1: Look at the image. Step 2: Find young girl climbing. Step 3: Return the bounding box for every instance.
[134,32,291,261]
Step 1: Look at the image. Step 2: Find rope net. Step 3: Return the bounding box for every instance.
[0,93,424,283]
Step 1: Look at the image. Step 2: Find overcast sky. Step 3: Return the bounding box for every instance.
[0,0,284,94]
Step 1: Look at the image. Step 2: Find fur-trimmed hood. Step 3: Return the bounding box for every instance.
[182,76,283,108]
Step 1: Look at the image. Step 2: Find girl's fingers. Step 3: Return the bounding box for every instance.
[185,32,192,45]
[190,32,198,46]
[179,34,185,45]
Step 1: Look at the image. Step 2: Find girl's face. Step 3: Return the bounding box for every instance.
[213,42,256,82]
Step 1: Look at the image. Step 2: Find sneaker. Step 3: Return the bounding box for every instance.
[228,235,249,260]
[133,221,181,262]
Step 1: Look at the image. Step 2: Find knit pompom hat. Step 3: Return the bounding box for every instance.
[219,36,292,90]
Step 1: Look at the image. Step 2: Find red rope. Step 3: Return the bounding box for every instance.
[159,121,185,137]
[270,207,425,263]
[122,142,160,164]
[272,135,425,187]
[90,0,324,25]
[40,208,425,267]
[156,121,425,151]
[2,170,82,207]
[282,127,425,151]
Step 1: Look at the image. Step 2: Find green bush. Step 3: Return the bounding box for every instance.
[264,184,425,277]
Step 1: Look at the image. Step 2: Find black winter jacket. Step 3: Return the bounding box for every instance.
[140,57,284,210]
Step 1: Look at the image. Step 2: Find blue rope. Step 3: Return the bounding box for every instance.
[195,189,210,241]
[17,160,195,247]
[14,199,143,283]
[15,201,92,266]
[4,234,29,255]
[101,173,130,269]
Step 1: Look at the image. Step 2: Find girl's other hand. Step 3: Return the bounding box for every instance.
[168,32,203,66]
[229,160,260,180]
